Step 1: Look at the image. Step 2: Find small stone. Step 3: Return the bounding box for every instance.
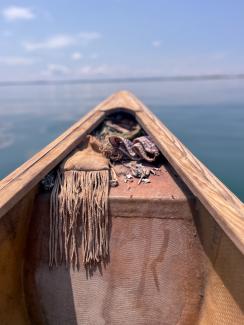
[142,178,151,184]
[110,180,118,187]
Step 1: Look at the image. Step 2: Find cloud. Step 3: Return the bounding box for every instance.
[24,35,75,51]
[40,63,113,79]
[0,56,34,65]
[2,6,35,21]
[42,64,71,77]
[152,40,161,48]
[79,65,109,76]
[24,32,101,51]
[71,52,83,60]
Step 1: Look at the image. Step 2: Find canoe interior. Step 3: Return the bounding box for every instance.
[0,109,244,325]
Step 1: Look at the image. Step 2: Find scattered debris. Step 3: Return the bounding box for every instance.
[124,173,134,183]
[121,161,161,185]
[150,167,161,176]
[140,178,151,184]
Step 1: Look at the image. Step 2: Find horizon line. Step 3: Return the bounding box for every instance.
[1,73,244,86]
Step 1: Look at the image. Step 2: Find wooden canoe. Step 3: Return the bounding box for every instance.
[0,91,243,325]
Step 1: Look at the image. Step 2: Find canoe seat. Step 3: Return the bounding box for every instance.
[109,162,195,219]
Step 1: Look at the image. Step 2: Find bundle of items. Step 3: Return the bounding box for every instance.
[98,119,141,140]
[108,135,159,162]
[46,116,160,270]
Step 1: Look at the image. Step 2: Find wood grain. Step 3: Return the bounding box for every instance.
[0,188,36,324]
[0,90,244,256]
[195,202,244,324]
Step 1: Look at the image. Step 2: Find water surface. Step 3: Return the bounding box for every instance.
[0,80,243,200]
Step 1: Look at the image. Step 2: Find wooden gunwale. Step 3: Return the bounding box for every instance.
[0,90,243,255]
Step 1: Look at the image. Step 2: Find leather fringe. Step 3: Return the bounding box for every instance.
[49,169,109,269]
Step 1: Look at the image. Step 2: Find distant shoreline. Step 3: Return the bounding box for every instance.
[1,74,244,87]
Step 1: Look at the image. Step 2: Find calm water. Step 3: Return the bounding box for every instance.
[0,80,244,201]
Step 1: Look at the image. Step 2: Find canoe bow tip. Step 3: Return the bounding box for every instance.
[99,90,142,114]
[113,90,135,96]
[110,90,138,102]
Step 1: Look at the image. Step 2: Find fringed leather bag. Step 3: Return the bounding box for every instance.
[49,136,109,269]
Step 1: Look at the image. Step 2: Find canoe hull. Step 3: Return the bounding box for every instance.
[0,91,244,324]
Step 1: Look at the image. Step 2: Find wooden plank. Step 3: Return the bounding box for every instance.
[0,188,36,324]
[109,163,194,219]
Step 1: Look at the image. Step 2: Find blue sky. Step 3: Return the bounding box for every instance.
[0,0,244,81]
